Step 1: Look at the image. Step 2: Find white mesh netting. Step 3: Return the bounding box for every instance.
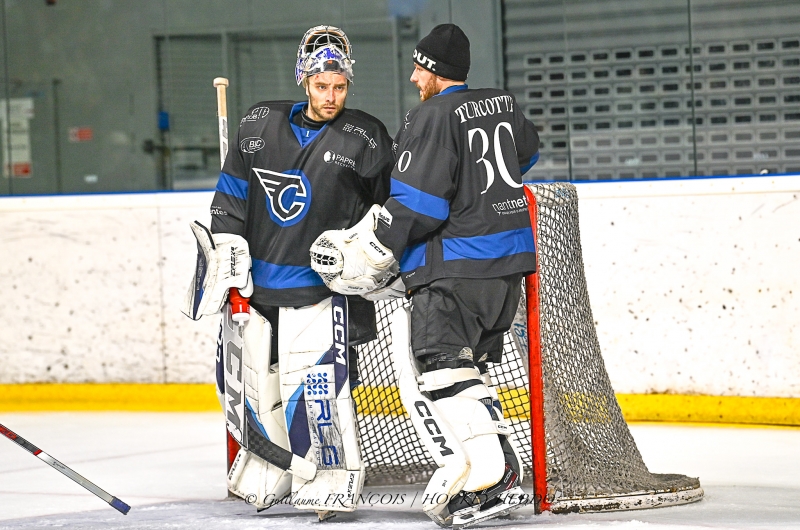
[353,182,702,512]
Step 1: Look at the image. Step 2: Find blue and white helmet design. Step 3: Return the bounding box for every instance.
[295,25,354,85]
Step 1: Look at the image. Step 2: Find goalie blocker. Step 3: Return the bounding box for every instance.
[183,221,253,320]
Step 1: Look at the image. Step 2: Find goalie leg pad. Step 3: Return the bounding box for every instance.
[278,296,364,512]
[390,307,470,524]
[183,221,252,320]
[222,303,314,508]
[391,307,526,527]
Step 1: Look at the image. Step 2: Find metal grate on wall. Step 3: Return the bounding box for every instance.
[503,0,800,180]
[156,20,407,190]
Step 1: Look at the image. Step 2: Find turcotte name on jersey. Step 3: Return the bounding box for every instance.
[454,95,514,123]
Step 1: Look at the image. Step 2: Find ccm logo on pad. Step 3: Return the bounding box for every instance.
[414,401,453,456]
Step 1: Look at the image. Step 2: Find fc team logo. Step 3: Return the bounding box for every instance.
[253,168,312,227]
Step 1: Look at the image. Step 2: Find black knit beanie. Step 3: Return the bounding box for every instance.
[413,23,470,81]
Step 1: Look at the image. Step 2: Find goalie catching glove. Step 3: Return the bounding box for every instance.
[310,205,398,295]
[182,221,253,320]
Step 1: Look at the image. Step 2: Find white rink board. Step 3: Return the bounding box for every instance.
[0,175,799,397]
[0,191,215,383]
[576,175,800,397]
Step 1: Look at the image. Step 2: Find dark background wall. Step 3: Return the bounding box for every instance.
[1,0,798,194]
[0,0,502,195]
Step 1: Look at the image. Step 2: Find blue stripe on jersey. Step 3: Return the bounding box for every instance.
[400,241,427,272]
[216,172,248,199]
[442,228,535,261]
[289,102,326,147]
[390,178,449,221]
[251,259,326,290]
[520,151,540,176]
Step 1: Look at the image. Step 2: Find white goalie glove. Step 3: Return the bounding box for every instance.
[310,205,399,295]
[182,221,253,320]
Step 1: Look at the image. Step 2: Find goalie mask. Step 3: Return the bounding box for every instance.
[295,25,354,85]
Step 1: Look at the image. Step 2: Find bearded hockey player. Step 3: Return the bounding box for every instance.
[311,24,540,528]
[183,26,394,520]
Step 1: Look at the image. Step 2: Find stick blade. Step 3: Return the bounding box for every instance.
[110,497,131,515]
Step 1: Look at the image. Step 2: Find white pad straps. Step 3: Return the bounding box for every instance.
[417,367,481,392]
[183,221,252,320]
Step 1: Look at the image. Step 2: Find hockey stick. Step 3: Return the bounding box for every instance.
[213,77,250,324]
[0,423,130,515]
[213,78,315,481]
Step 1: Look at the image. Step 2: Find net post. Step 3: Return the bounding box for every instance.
[524,185,549,513]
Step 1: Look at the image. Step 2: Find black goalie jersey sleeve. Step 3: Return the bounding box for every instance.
[209,123,249,237]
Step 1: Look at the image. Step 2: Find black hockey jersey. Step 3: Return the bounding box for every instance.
[210,101,394,307]
[375,85,540,290]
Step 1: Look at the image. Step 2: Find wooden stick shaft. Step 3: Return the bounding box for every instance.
[213,77,229,169]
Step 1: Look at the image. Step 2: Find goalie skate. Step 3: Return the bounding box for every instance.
[451,486,528,529]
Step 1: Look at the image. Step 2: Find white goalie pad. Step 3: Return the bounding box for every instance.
[227,448,291,509]
[278,296,364,512]
[220,303,315,508]
[389,307,470,523]
[183,221,252,320]
[226,309,293,509]
[310,205,398,295]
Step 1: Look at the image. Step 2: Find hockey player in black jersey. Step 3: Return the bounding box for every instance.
[311,24,540,528]
[184,26,394,519]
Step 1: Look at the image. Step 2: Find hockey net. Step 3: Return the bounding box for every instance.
[352,182,703,513]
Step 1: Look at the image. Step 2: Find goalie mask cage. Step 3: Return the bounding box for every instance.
[352,182,703,513]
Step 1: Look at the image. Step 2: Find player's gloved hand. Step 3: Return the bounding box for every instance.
[182,221,252,320]
[361,275,406,301]
[310,205,398,295]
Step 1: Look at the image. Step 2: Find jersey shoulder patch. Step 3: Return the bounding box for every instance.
[239,100,294,126]
[335,109,391,150]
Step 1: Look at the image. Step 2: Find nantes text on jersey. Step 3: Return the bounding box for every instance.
[210,101,394,308]
[375,85,540,290]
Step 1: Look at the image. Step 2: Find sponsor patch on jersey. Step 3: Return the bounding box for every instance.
[240,137,265,153]
[241,106,270,124]
[323,150,356,170]
[210,206,228,216]
[378,207,392,228]
[253,167,312,227]
[341,123,377,149]
[492,195,529,215]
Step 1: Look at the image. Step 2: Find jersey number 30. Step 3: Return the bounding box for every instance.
[467,122,521,195]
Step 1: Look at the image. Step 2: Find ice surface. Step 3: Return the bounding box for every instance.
[1,413,798,529]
